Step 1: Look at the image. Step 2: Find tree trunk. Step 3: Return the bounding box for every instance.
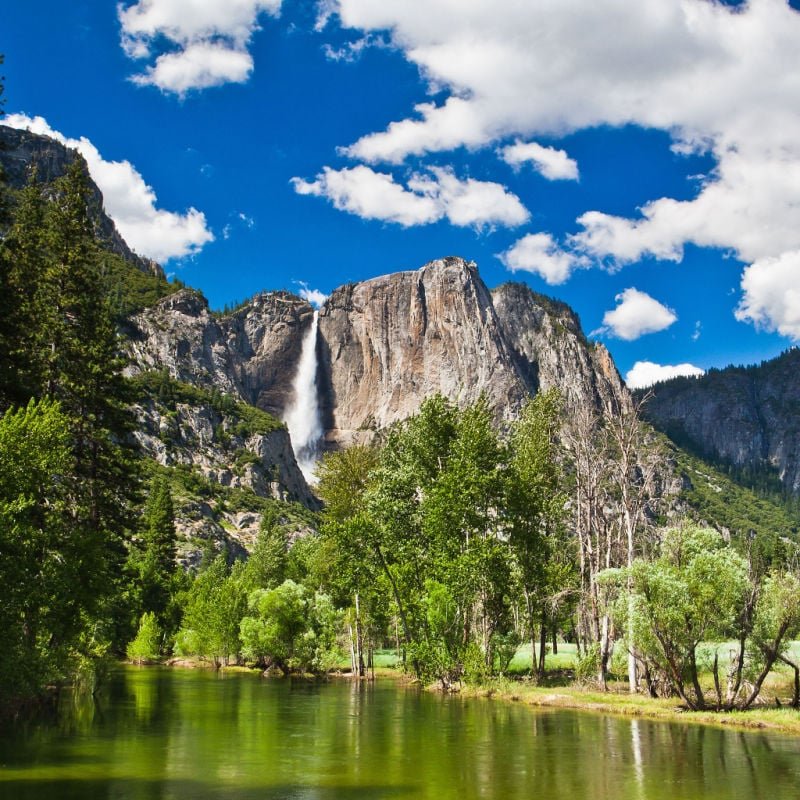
[778,654,799,709]
[348,623,357,675]
[538,613,547,678]
[354,592,365,678]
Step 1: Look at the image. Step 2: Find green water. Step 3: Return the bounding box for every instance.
[1,667,799,799]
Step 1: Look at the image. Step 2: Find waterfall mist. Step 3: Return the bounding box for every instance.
[284,310,323,483]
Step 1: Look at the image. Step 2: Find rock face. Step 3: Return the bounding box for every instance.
[223,292,313,417]
[641,348,800,494]
[316,257,630,444]
[317,258,528,443]
[0,124,162,276]
[126,290,243,395]
[124,288,319,517]
[491,281,630,417]
[125,288,313,410]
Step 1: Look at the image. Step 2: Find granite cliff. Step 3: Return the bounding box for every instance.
[316,257,629,446]
[127,257,631,451]
[641,348,800,496]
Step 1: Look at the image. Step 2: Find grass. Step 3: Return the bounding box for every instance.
[454,679,800,736]
[455,639,800,736]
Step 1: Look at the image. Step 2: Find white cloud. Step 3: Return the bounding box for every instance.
[500,141,579,181]
[222,212,255,240]
[497,233,587,285]
[323,33,387,62]
[5,114,213,262]
[330,0,800,309]
[118,0,282,94]
[597,287,677,341]
[735,251,800,340]
[295,281,329,308]
[292,165,439,226]
[130,42,254,93]
[625,360,704,389]
[291,165,528,229]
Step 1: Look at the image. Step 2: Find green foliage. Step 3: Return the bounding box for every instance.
[671,443,800,563]
[99,252,181,320]
[0,399,76,702]
[176,555,248,666]
[315,393,567,687]
[747,571,800,685]
[574,643,601,685]
[127,613,163,664]
[241,507,288,592]
[505,390,570,675]
[239,580,341,674]
[129,370,283,436]
[316,444,379,523]
[128,476,180,645]
[614,524,800,709]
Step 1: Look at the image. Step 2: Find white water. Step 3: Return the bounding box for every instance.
[284,310,323,483]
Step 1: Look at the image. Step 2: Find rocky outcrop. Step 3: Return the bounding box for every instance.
[125,289,313,406]
[641,348,800,494]
[125,290,243,394]
[0,124,163,276]
[132,391,318,566]
[316,257,631,445]
[491,282,630,417]
[223,292,313,417]
[124,288,319,545]
[132,398,314,506]
[317,258,529,444]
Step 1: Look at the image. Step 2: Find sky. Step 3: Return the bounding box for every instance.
[4,0,800,387]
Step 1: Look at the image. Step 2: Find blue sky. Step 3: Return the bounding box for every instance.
[4,0,800,386]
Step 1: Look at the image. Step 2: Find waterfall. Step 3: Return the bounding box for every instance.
[284,310,323,483]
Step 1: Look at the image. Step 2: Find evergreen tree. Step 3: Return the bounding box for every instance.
[38,160,139,647]
[241,505,288,592]
[135,476,179,637]
[0,173,49,406]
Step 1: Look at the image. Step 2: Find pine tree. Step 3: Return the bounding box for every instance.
[136,476,179,636]
[0,173,49,406]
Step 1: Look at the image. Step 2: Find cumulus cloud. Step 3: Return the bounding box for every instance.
[295,281,329,308]
[625,360,704,389]
[735,251,800,340]
[330,0,800,312]
[500,141,579,181]
[130,42,255,94]
[497,233,587,285]
[5,114,213,262]
[597,287,677,341]
[291,165,528,229]
[118,0,282,94]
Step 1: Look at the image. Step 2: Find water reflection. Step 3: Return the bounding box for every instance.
[1,667,799,800]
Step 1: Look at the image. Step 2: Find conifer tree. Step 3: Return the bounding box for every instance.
[136,476,179,635]
[0,173,49,405]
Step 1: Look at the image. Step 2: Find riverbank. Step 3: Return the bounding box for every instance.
[155,656,800,735]
[450,678,800,736]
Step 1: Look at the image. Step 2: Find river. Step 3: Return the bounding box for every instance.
[1,666,799,799]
